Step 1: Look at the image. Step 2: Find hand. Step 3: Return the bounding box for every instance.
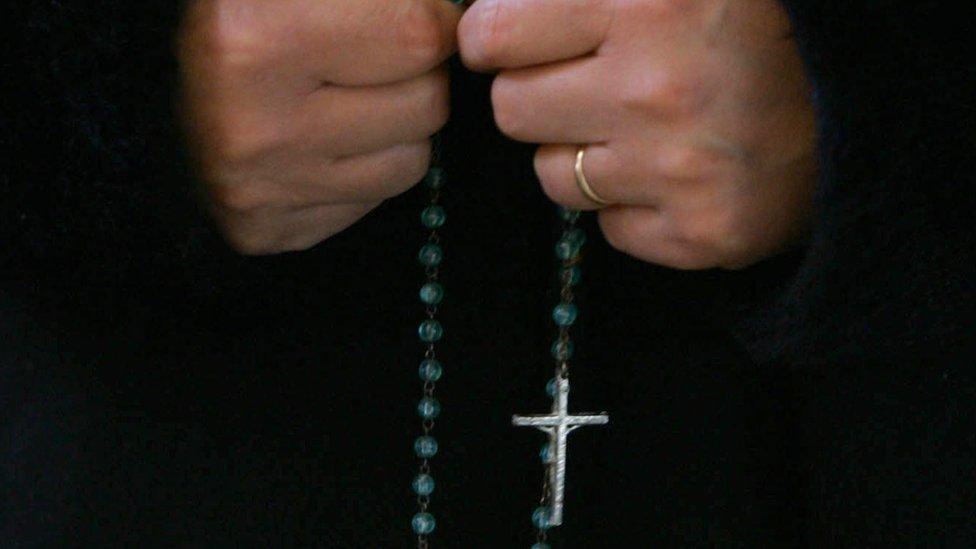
[178,0,462,254]
[459,0,817,269]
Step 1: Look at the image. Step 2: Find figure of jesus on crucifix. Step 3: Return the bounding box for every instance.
[513,376,609,526]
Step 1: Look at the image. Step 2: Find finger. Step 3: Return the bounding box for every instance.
[459,0,613,72]
[293,0,463,85]
[274,202,382,253]
[196,68,447,165]
[597,206,719,271]
[299,68,450,158]
[184,0,463,87]
[535,144,612,210]
[215,201,381,255]
[534,137,740,210]
[317,141,433,204]
[534,143,656,210]
[491,57,614,144]
[219,140,433,208]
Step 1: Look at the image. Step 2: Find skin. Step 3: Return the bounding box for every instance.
[458,0,818,269]
[177,0,463,254]
[179,0,816,269]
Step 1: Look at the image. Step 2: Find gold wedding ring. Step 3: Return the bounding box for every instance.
[574,146,610,207]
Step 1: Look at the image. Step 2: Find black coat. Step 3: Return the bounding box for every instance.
[3,1,975,546]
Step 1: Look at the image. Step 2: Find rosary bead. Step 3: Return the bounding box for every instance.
[419,282,444,305]
[559,207,581,223]
[424,167,446,190]
[560,266,582,286]
[551,339,574,361]
[555,237,581,261]
[532,506,551,530]
[545,377,558,398]
[417,396,442,419]
[412,512,437,535]
[564,228,586,247]
[539,443,552,463]
[419,359,443,382]
[418,243,443,267]
[412,473,435,496]
[414,436,439,458]
[532,544,552,549]
[552,303,578,327]
[418,319,444,342]
[421,205,446,229]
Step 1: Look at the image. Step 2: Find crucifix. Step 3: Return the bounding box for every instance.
[512,375,609,526]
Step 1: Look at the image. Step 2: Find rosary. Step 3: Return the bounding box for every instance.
[409,145,608,548]
[407,3,608,546]
[408,127,611,547]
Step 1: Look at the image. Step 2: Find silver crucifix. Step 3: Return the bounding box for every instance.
[512,376,609,526]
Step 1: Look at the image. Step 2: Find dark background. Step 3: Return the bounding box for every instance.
[3,1,976,546]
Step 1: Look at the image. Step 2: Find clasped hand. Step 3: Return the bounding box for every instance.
[179,0,816,269]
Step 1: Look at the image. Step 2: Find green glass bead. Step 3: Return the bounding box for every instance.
[539,443,552,464]
[555,237,581,261]
[545,377,558,398]
[412,512,436,534]
[552,303,578,327]
[412,474,435,496]
[559,207,581,223]
[418,319,443,342]
[532,544,552,549]
[419,359,443,382]
[564,227,586,247]
[560,266,582,286]
[421,205,446,229]
[414,436,438,458]
[420,282,444,305]
[424,167,446,190]
[418,243,443,267]
[417,396,441,419]
[532,506,551,530]
[551,339,574,361]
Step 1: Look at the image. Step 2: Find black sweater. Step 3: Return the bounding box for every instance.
[2,1,975,546]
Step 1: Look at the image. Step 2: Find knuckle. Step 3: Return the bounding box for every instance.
[211,120,270,166]
[220,222,279,256]
[354,142,431,201]
[390,142,434,193]
[618,69,706,118]
[396,2,451,70]
[193,106,278,169]
[404,142,435,184]
[490,76,524,138]
[676,208,746,260]
[677,213,722,249]
[464,0,513,67]
[598,212,637,255]
[602,227,634,255]
[208,181,271,215]
[420,72,452,134]
[534,154,572,206]
[536,174,565,205]
[656,145,720,182]
[180,1,270,74]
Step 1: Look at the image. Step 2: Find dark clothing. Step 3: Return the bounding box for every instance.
[2,1,975,546]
